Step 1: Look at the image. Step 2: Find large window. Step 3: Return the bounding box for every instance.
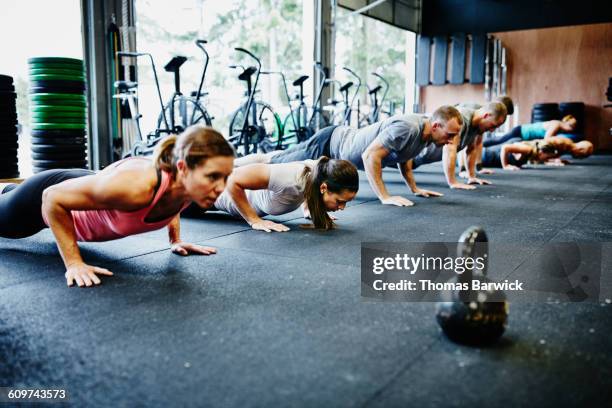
[135,0,307,136]
[0,0,83,177]
[334,6,416,119]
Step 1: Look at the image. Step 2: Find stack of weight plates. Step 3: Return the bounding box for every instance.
[0,74,19,178]
[531,103,560,123]
[28,57,88,173]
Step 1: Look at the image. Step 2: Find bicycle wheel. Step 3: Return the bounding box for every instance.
[282,113,301,147]
[157,96,212,134]
[309,108,331,131]
[228,104,259,156]
[254,102,283,153]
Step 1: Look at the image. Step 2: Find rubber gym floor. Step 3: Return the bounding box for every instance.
[1,155,611,407]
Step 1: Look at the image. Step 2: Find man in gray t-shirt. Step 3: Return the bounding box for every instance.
[235,105,464,207]
[411,102,507,190]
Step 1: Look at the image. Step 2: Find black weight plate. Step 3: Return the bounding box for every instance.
[0,147,18,156]
[0,141,19,150]
[0,157,17,170]
[31,151,87,160]
[0,101,17,109]
[30,79,85,88]
[30,87,85,95]
[532,105,559,109]
[0,112,18,119]
[0,128,18,136]
[31,144,86,154]
[0,172,20,178]
[28,57,83,65]
[0,91,16,98]
[31,136,87,145]
[31,117,87,125]
[33,159,88,169]
[0,74,14,88]
[30,129,86,138]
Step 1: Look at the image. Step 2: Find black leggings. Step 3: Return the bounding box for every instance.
[0,169,94,239]
[483,126,522,147]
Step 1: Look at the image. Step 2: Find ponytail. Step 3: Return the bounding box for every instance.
[302,157,359,230]
[153,135,178,175]
[152,125,235,178]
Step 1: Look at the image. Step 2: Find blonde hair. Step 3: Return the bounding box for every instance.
[562,115,575,123]
[152,125,235,177]
[301,157,359,230]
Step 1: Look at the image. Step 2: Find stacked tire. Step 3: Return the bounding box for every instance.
[559,101,585,134]
[531,103,560,123]
[0,74,19,178]
[28,57,88,174]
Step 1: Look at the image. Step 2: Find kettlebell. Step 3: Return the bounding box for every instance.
[435,226,509,346]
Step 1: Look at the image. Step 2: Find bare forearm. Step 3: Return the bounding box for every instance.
[501,146,509,167]
[443,145,458,185]
[227,183,263,225]
[364,156,389,200]
[167,215,181,244]
[42,199,84,268]
[467,146,479,177]
[399,161,418,193]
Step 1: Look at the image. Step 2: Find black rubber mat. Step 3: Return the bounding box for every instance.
[1,155,611,406]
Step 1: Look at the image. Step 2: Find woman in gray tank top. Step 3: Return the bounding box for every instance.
[184,157,360,232]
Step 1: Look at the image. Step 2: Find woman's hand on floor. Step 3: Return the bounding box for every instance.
[65,262,113,287]
[251,220,290,233]
[171,241,218,256]
[413,188,443,198]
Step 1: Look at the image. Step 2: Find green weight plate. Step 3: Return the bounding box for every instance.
[28,57,83,65]
[29,68,84,76]
[30,99,86,107]
[32,123,87,130]
[31,111,86,119]
[30,74,85,82]
[31,117,87,124]
[30,105,86,113]
[29,93,86,101]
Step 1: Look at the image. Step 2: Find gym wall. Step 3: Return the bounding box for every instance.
[419,22,612,150]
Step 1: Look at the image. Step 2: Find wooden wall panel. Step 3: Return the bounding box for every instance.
[419,23,612,150]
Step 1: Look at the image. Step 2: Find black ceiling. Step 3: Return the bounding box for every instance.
[421,0,612,35]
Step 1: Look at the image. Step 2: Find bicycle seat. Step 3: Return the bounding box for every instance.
[164,56,188,73]
[292,75,308,87]
[339,82,353,92]
[190,91,209,97]
[238,66,258,81]
[369,85,382,95]
[114,80,138,91]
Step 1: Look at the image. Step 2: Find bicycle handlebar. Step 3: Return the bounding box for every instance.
[234,47,261,67]
[234,47,263,138]
[262,70,299,131]
[116,51,169,130]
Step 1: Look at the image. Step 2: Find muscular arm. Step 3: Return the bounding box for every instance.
[362,140,413,206]
[398,160,443,197]
[225,163,271,226]
[41,168,156,269]
[362,140,391,201]
[465,135,491,185]
[544,121,562,139]
[443,135,474,189]
[501,143,532,169]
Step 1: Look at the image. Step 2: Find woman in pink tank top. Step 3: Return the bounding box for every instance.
[0,125,234,288]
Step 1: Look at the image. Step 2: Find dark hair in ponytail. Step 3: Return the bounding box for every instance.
[152,125,235,177]
[302,157,359,230]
